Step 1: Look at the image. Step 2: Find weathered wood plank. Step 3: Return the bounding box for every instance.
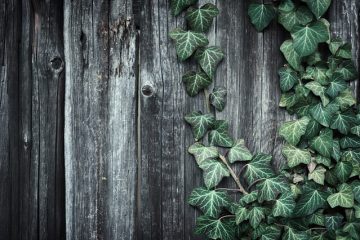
[64,0,137,239]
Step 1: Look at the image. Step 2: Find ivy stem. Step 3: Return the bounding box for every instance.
[219,155,248,194]
[218,215,235,221]
[215,188,242,192]
[204,89,211,113]
[247,178,265,191]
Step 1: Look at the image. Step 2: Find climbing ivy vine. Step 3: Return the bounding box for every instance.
[170,0,360,239]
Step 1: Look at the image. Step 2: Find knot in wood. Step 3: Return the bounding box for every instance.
[50,57,64,71]
[141,85,154,97]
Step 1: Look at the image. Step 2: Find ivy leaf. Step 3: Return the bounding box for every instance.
[326,73,347,98]
[239,190,258,205]
[171,0,197,16]
[305,81,329,106]
[293,186,330,217]
[249,207,266,228]
[278,0,295,12]
[209,87,227,111]
[308,165,327,185]
[306,0,331,19]
[182,71,212,97]
[169,28,208,61]
[185,111,215,140]
[310,102,339,127]
[309,210,326,226]
[325,214,344,231]
[327,183,355,208]
[279,116,310,145]
[261,225,282,240]
[335,89,356,110]
[303,118,322,140]
[244,153,275,184]
[282,144,311,168]
[340,136,360,149]
[335,60,358,81]
[329,37,352,59]
[257,175,290,202]
[188,188,230,218]
[343,221,360,239]
[291,20,330,57]
[350,181,360,203]
[310,128,333,158]
[209,120,234,147]
[315,155,331,167]
[280,40,302,71]
[199,159,230,189]
[186,3,219,33]
[227,139,253,163]
[282,227,309,240]
[334,161,353,183]
[188,142,219,165]
[235,207,249,225]
[195,215,235,240]
[278,6,313,32]
[279,66,298,91]
[248,3,276,31]
[195,46,224,78]
[330,111,357,135]
[272,192,296,217]
[332,139,341,162]
[351,126,360,137]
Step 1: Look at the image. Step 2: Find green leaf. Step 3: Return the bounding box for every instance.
[249,207,266,228]
[169,28,208,61]
[330,111,357,135]
[303,118,322,140]
[227,139,253,163]
[335,60,358,81]
[186,3,219,33]
[282,227,309,240]
[272,192,296,217]
[327,183,355,208]
[188,142,218,165]
[279,116,310,145]
[278,0,295,12]
[185,111,215,140]
[329,38,352,59]
[343,221,360,239]
[351,126,360,137]
[280,40,302,71]
[293,187,330,216]
[171,0,197,16]
[310,102,339,127]
[309,210,326,226]
[303,64,329,85]
[282,144,311,168]
[188,188,230,218]
[239,190,258,205]
[248,3,276,31]
[305,81,329,106]
[195,215,235,240]
[279,66,298,91]
[195,46,224,78]
[332,139,341,162]
[235,206,249,225]
[291,20,330,57]
[340,136,360,149]
[306,0,331,19]
[310,128,333,158]
[326,73,347,98]
[261,225,281,240]
[209,87,227,111]
[335,161,353,183]
[278,6,313,32]
[315,155,331,167]
[182,71,212,97]
[325,214,344,231]
[209,120,234,147]
[199,159,230,189]
[350,181,360,203]
[257,175,290,202]
[335,89,356,110]
[309,165,327,185]
[244,153,274,184]
[279,92,298,108]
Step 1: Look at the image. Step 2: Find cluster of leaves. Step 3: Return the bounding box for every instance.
[170,0,360,239]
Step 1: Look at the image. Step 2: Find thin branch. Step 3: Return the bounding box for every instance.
[215,188,242,192]
[247,178,265,191]
[218,215,235,221]
[204,89,211,113]
[219,155,248,194]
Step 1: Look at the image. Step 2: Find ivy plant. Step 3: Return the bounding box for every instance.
[170,0,360,239]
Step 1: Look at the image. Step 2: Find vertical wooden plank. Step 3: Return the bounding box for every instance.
[64,0,137,239]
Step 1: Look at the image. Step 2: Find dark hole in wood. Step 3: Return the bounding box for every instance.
[50,57,63,70]
[141,85,154,96]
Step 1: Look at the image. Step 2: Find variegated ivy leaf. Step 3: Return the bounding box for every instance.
[282,144,311,168]
[186,3,219,33]
[335,60,358,81]
[257,175,290,202]
[188,142,218,165]
[239,190,258,205]
[185,111,215,140]
[293,185,330,217]
[171,0,197,16]
[310,128,333,158]
[306,0,331,19]
[310,102,339,127]
[303,64,329,85]
[350,180,360,203]
[327,183,355,208]
[235,206,248,225]
[195,215,235,240]
[291,20,330,57]
[351,126,360,136]
[315,155,331,167]
[282,227,309,240]
[278,6,313,32]
[335,89,356,110]
[244,153,274,184]
[195,46,224,78]
[209,87,227,111]
[279,116,310,145]
[248,3,276,32]
[248,207,266,229]
[335,160,353,183]
[272,192,296,217]
[278,0,295,12]
[309,210,326,226]
[340,136,360,149]
[305,81,329,106]
[343,149,360,164]
[280,40,302,71]
[279,92,297,109]
[278,66,298,92]
[199,159,230,189]
[329,37,352,59]
[227,139,253,163]
[326,73,347,98]
[169,28,208,61]
[332,139,341,162]
[303,118,322,140]
[308,165,327,185]
[209,120,234,147]
[343,221,360,239]
[325,214,344,231]
[188,187,230,218]
[182,71,212,97]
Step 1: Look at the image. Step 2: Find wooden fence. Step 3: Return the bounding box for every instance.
[0,0,359,239]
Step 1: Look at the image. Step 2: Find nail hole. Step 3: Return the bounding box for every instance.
[141,85,154,97]
[50,57,63,70]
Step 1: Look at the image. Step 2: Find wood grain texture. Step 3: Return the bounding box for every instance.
[64,0,137,239]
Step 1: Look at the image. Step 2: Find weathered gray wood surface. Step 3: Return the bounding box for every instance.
[0,0,359,239]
